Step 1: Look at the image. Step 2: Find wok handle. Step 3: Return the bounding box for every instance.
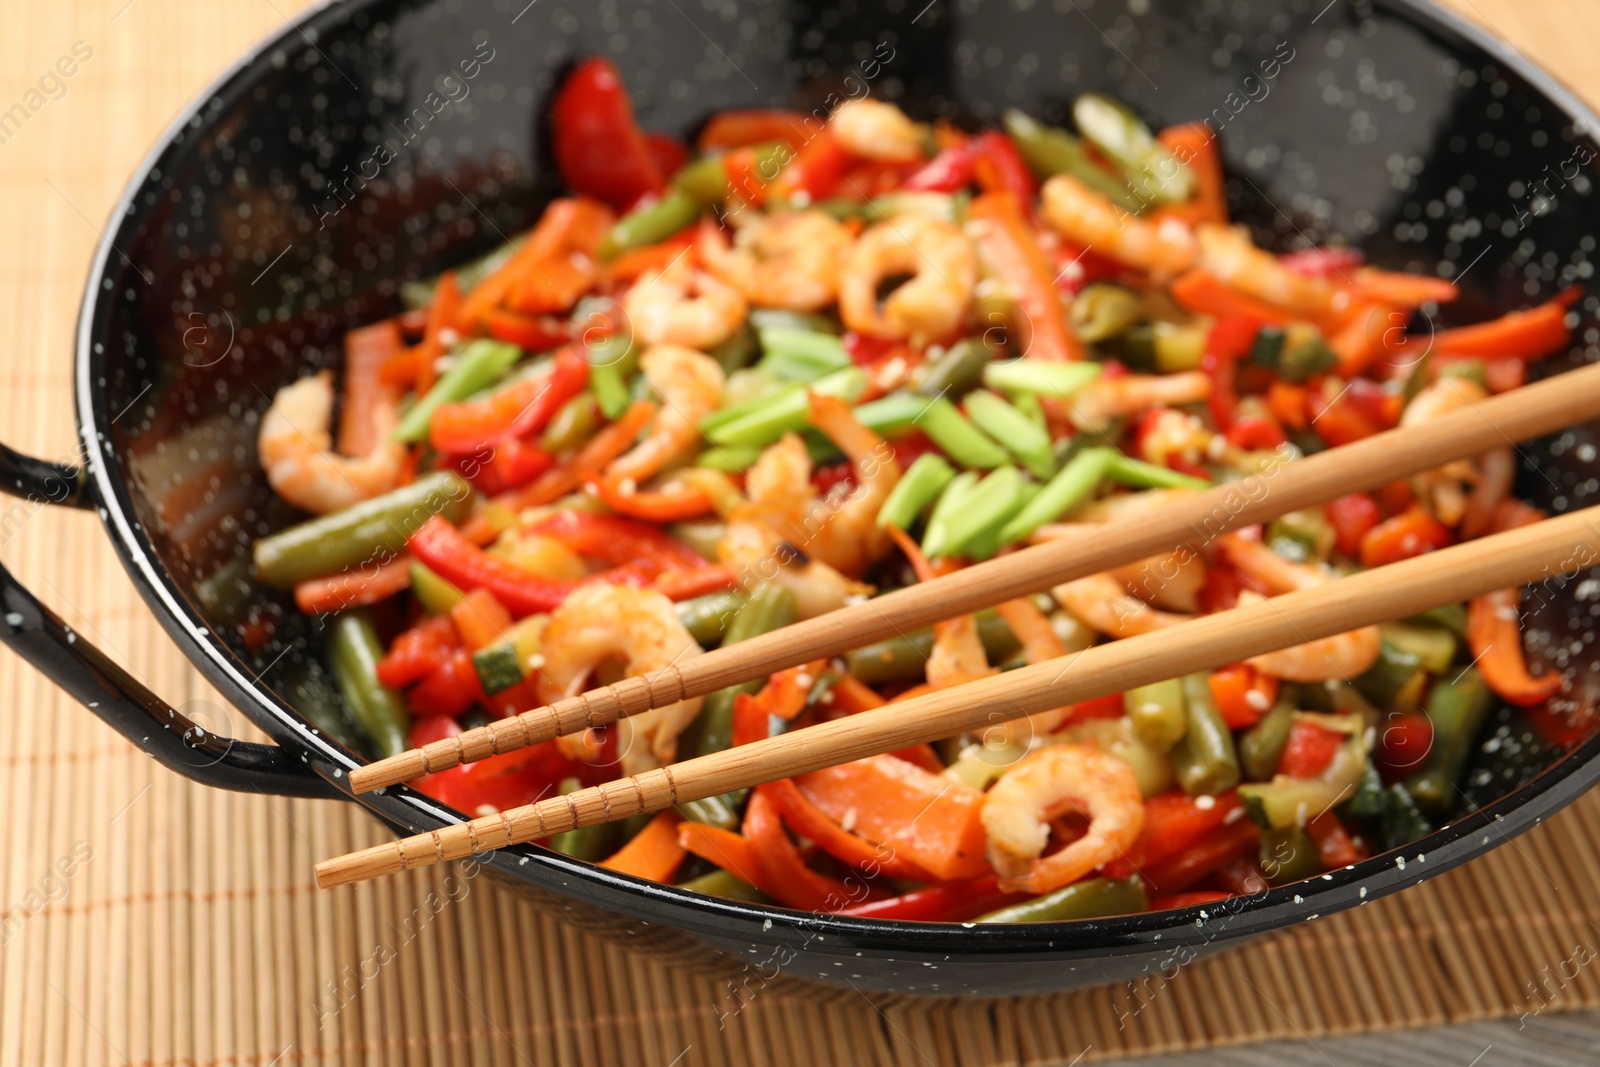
[0,450,342,799]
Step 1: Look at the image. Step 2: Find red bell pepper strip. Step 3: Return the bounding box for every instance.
[1386,288,1579,362]
[1224,411,1288,451]
[644,132,689,180]
[1359,505,1452,568]
[1170,271,1291,325]
[339,320,404,456]
[550,58,664,210]
[1156,123,1228,226]
[605,232,696,284]
[1349,266,1453,303]
[1324,493,1383,558]
[583,473,715,522]
[409,516,585,617]
[1306,811,1365,869]
[761,779,936,880]
[901,140,975,192]
[416,725,579,813]
[293,555,412,615]
[1102,790,1243,879]
[484,309,571,351]
[377,615,459,689]
[1141,817,1259,894]
[1199,315,1263,429]
[1305,376,1387,448]
[839,875,1028,922]
[743,787,862,912]
[768,130,850,202]
[429,347,589,454]
[650,564,736,601]
[794,755,990,881]
[730,691,769,749]
[600,811,686,881]
[1208,665,1278,729]
[1276,721,1346,779]
[969,132,1036,203]
[696,108,813,151]
[527,511,707,573]
[1468,587,1562,706]
[494,399,655,513]
[407,649,485,717]
[1376,710,1434,775]
[1149,890,1234,911]
[453,199,607,332]
[384,273,461,391]
[448,437,557,496]
[969,190,1082,361]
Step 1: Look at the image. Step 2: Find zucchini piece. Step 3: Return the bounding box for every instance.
[471,615,549,695]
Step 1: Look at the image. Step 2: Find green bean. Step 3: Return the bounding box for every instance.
[1353,640,1424,709]
[540,391,602,453]
[924,465,1027,558]
[756,327,851,381]
[1071,284,1146,344]
[876,453,957,530]
[853,392,932,437]
[1171,673,1241,796]
[1403,603,1468,640]
[982,358,1101,399]
[1380,621,1457,673]
[1105,453,1210,490]
[677,587,798,760]
[586,331,640,419]
[327,610,409,758]
[1266,509,1335,564]
[410,562,466,615]
[917,396,1010,469]
[676,591,745,646]
[693,446,762,473]
[598,189,703,261]
[676,793,743,831]
[998,446,1115,544]
[673,155,730,203]
[703,368,867,447]
[392,339,521,441]
[708,324,759,374]
[676,868,770,902]
[1126,678,1188,753]
[1259,826,1321,885]
[253,471,474,587]
[843,612,1021,685]
[964,482,1039,561]
[915,337,994,399]
[919,470,979,559]
[1071,94,1194,205]
[748,308,841,335]
[1238,698,1295,782]
[1405,667,1492,810]
[1001,109,1144,211]
[963,390,1056,480]
[666,519,726,562]
[549,778,619,861]
[976,876,1148,923]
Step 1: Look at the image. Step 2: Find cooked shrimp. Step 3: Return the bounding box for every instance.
[535,583,704,776]
[829,98,924,163]
[839,215,976,346]
[1196,224,1343,319]
[1218,534,1381,681]
[623,258,747,350]
[985,598,1076,743]
[1401,377,1511,531]
[720,435,871,618]
[802,394,901,576]
[1065,371,1211,433]
[698,212,852,311]
[1052,572,1192,639]
[981,744,1145,894]
[257,371,406,515]
[606,345,724,483]
[1035,489,1208,612]
[1040,174,1197,276]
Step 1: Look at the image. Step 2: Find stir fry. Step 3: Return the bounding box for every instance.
[250,57,1578,922]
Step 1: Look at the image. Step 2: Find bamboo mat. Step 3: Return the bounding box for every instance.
[4,1,1600,1065]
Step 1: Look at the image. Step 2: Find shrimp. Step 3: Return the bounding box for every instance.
[606,345,725,483]
[984,598,1078,743]
[258,370,406,515]
[1401,377,1512,532]
[981,744,1145,894]
[839,215,976,346]
[1053,572,1192,639]
[1196,224,1344,319]
[720,435,871,619]
[1040,174,1197,276]
[697,212,852,311]
[1218,534,1381,681]
[623,257,747,350]
[1065,371,1211,433]
[829,98,924,163]
[1037,489,1208,612]
[535,583,704,776]
[802,394,901,576]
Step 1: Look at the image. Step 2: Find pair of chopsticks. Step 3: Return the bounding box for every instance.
[316,361,1600,889]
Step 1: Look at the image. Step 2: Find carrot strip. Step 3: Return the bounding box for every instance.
[493,400,656,513]
[650,564,736,601]
[293,556,412,615]
[1352,268,1459,306]
[584,473,715,522]
[744,787,861,911]
[600,811,685,881]
[969,191,1083,361]
[449,587,514,651]
[1157,123,1227,226]
[338,320,404,456]
[762,779,936,880]
[676,822,770,892]
[1468,587,1562,706]
[1169,270,1293,325]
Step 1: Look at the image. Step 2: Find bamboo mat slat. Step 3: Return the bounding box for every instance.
[2,0,1600,1065]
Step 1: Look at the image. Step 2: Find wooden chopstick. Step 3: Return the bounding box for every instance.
[317,502,1600,888]
[348,361,1600,794]
[348,361,1600,795]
